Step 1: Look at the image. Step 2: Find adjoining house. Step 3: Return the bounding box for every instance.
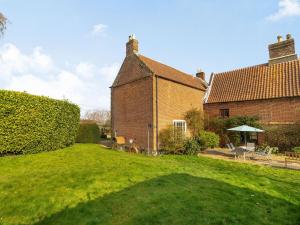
[205,34,300,126]
[111,35,207,151]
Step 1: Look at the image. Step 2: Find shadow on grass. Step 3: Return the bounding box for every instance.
[204,149,235,158]
[35,173,300,225]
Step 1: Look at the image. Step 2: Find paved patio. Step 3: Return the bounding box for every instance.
[200,148,300,170]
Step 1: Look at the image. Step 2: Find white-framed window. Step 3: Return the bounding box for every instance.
[173,120,187,138]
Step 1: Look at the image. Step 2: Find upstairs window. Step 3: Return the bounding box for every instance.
[220,109,229,118]
[173,120,187,138]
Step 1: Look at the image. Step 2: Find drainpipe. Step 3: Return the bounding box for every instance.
[155,75,159,152]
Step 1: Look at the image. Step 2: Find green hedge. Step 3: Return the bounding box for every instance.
[76,123,101,143]
[0,90,80,155]
[199,131,220,149]
[292,147,300,153]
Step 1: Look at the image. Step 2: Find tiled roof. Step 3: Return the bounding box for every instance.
[206,59,300,103]
[138,55,207,90]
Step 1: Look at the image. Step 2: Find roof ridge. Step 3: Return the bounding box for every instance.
[214,58,300,76]
[214,63,268,76]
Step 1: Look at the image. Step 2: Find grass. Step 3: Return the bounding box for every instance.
[0,144,299,225]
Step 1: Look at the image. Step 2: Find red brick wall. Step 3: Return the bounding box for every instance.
[204,97,300,124]
[111,54,154,150]
[112,54,152,87]
[155,78,205,148]
[111,76,153,149]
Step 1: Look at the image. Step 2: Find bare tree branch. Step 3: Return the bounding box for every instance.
[0,12,7,36]
[84,110,111,127]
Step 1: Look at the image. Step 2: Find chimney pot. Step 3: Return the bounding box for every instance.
[277,35,283,42]
[286,33,292,40]
[129,34,136,40]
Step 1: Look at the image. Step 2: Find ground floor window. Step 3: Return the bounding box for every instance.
[240,132,258,144]
[249,132,258,142]
[220,109,230,118]
[173,120,187,138]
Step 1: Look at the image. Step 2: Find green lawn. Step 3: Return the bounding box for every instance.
[0,144,300,225]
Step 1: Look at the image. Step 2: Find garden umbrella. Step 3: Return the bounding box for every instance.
[227,125,264,145]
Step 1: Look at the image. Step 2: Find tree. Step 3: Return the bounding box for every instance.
[83,110,111,126]
[0,12,7,36]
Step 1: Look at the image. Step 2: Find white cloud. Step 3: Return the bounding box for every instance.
[91,24,108,36]
[0,44,54,80]
[99,63,120,81]
[0,43,120,112]
[267,0,300,21]
[75,62,96,79]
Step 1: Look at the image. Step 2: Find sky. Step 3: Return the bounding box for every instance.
[0,0,300,112]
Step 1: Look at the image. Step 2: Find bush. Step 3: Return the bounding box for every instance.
[198,131,219,149]
[264,124,300,152]
[183,137,202,155]
[159,126,185,154]
[205,115,260,146]
[100,133,107,139]
[0,90,80,155]
[292,147,300,153]
[76,123,101,143]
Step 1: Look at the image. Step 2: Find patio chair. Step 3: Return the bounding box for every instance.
[254,147,272,161]
[227,143,245,160]
[226,143,233,151]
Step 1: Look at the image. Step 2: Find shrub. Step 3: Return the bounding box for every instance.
[183,137,202,155]
[184,108,204,136]
[264,124,300,152]
[205,115,260,146]
[292,147,300,153]
[100,133,107,139]
[159,126,185,154]
[199,131,219,149]
[0,90,80,155]
[76,123,101,143]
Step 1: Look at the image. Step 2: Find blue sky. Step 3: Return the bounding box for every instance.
[1,0,300,111]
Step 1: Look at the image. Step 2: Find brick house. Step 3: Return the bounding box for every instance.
[111,35,207,151]
[204,34,300,127]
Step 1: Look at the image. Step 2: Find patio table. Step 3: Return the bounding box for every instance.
[232,146,248,161]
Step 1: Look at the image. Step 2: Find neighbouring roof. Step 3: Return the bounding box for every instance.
[138,55,207,91]
[206,59,300,104]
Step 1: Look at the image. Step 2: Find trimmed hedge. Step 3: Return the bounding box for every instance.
[76,123,101,143]
[0,90,80,155]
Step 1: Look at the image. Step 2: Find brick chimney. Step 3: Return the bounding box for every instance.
[268,34,298,65]
[126,34,138,56]
[196,69,205,80]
